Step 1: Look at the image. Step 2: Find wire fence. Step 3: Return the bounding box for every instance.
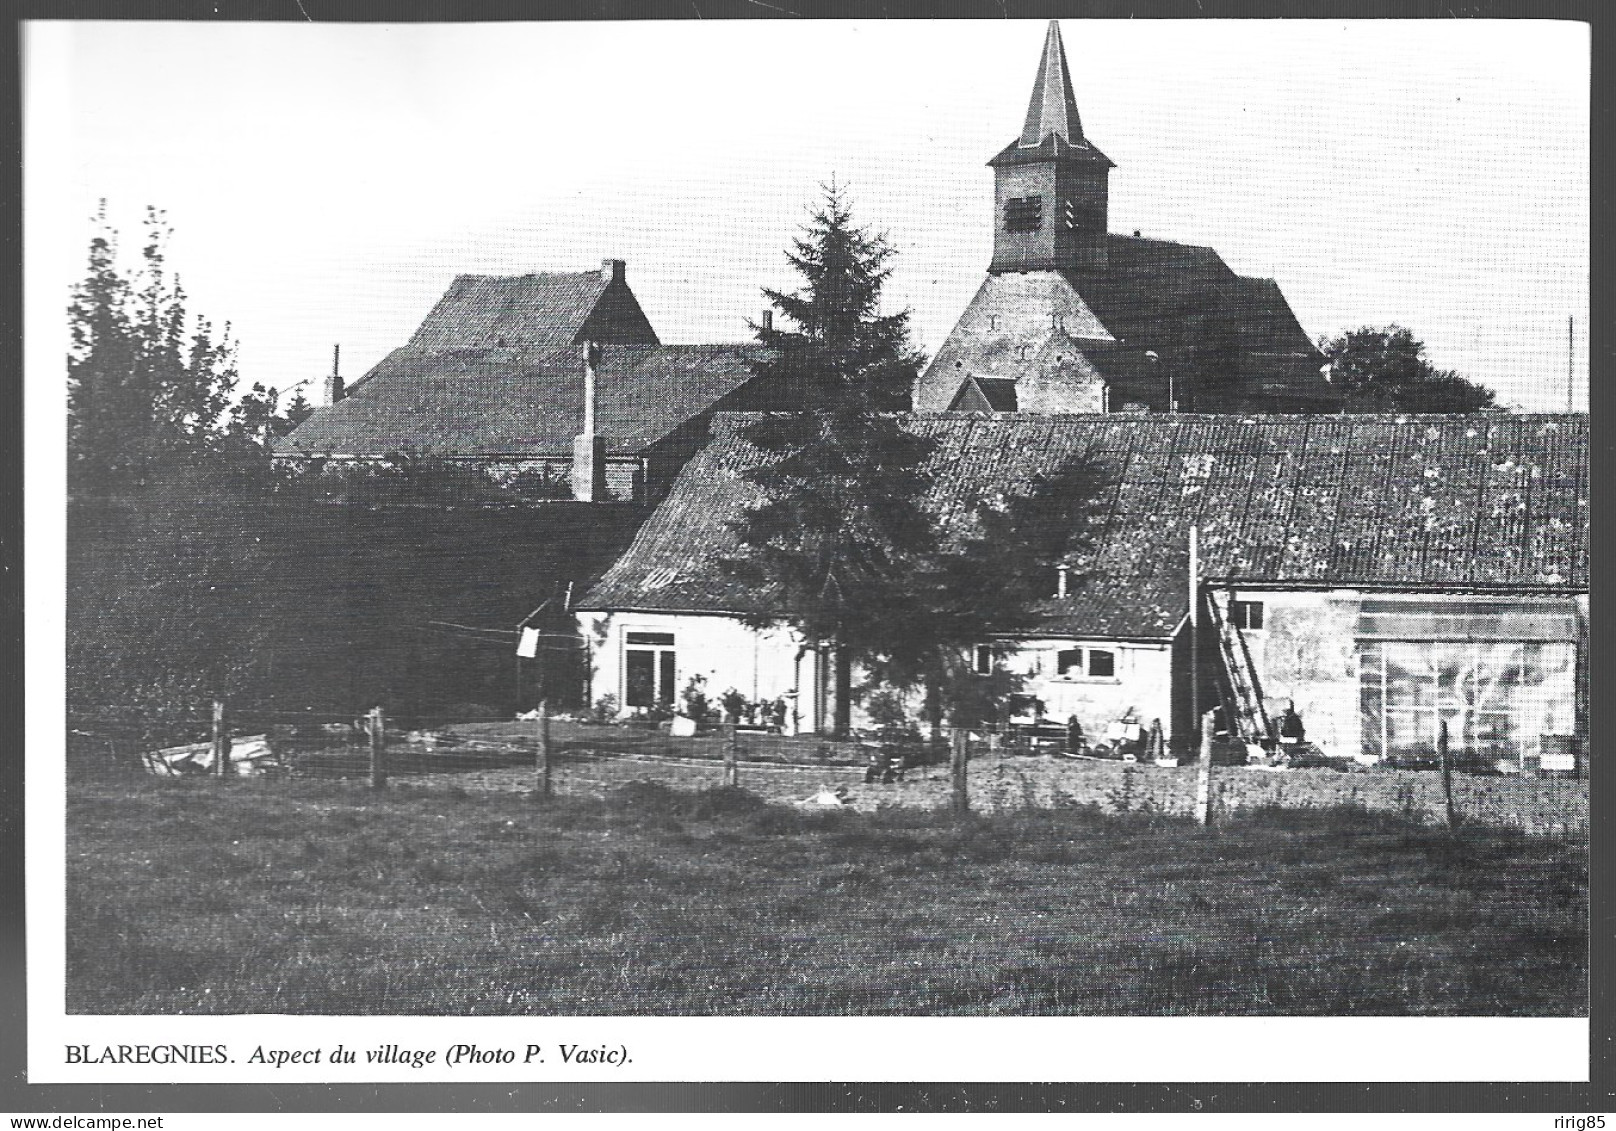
[66,703,1588,836]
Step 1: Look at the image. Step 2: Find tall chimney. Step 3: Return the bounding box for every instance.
[761,310,773,333]
[572,341,606,502]
[324,343,345,404]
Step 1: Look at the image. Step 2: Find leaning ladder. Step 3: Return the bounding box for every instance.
[1206,589,1272,750]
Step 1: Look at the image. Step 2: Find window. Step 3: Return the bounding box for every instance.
[1004,196,1043,232]
[1231,600,1265,631]
[973,645,994,675]
[1358,640,1576,768]
[1057,649,1083,676]
[1087,649,1115,678]
[624,631,676,708]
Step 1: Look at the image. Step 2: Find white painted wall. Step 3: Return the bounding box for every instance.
[1222,588,1362,760]
[998,639,1175,740]
[578,610,824,734]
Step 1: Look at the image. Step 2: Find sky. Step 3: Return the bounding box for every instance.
[26,17,1590,412]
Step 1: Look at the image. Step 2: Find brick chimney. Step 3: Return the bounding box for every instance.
[324,343,345,404]
[600,259,625,284]
[572,341,606,502]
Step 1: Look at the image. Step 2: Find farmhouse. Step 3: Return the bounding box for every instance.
[575,412,1587,768]
[915,22,1335,416]
[279,260,787,504]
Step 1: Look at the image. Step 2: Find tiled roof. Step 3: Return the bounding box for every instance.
[406,271,625,352]
[577,413,1589,639]
[280,344,766,458]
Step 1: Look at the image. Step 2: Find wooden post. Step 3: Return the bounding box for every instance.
[368,705,386,789]
[1439,718,1456,829]
[212,699,230,778]
[722,722,739,787]
[536,699,552,799]
[950,728,969,815]
[1195,708,1216,827]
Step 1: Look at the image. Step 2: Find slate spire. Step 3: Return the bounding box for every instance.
[1019,21,1084,147]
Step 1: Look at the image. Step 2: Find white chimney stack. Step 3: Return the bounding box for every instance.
[572,341,606,502]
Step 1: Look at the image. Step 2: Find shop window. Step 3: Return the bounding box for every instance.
[1231,600,1265,631]
[1088,649,1115,678]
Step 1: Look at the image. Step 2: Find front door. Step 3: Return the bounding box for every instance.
[624,631,676,711]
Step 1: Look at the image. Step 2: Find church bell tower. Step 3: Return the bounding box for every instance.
[988,21,1113,275]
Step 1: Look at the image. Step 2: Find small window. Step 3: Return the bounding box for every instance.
[1231,601,1265,631]
[1057,648,1083,676]
[1087,649,1115,678]
[626,631,676,646]
[1004,195,1043,232]
[973,645,994,675]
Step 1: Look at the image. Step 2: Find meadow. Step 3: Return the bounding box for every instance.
[67,773,1587,1016]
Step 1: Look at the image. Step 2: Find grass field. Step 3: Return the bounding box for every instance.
[67,774,1586,1016]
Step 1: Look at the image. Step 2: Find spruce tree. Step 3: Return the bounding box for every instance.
[730,185,1104,739]
[728,184,932,734]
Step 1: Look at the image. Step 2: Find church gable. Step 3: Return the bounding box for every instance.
[916,271,1114,411]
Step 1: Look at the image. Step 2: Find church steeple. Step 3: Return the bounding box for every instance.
[989,21,1113,275]
[1020,20,1085,148]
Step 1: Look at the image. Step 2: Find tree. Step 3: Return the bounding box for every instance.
[68,204,249,496]
[729,185,1099,737]
[1320,325,1496,413]
[65,205,298,735]
[727,184,933,733]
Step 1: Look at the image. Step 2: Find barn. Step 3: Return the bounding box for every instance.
[574,412,1587,768]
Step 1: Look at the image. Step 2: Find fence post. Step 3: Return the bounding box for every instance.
[723,722,739,788]
[536,699,552,799]
[212,699,231,779]
[950,728,969,815]
[1195,709,1216,826]
[369,705,387,789]
[1439,718,1456,828]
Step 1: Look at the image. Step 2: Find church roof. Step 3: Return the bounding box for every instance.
[990,21,1113,169]
[279,343,766,459]
[577,413,1589,638]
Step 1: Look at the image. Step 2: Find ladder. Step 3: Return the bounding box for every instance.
[1206,589,1272,752]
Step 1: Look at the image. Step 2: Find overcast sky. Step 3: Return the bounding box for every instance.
[26,17,1589,411]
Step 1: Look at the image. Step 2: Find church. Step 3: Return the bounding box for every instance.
[915,22,1337,416]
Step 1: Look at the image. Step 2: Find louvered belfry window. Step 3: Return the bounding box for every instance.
[1004,196,1043,232]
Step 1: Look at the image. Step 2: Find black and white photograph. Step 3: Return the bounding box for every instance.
[20,8,1593,1107]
